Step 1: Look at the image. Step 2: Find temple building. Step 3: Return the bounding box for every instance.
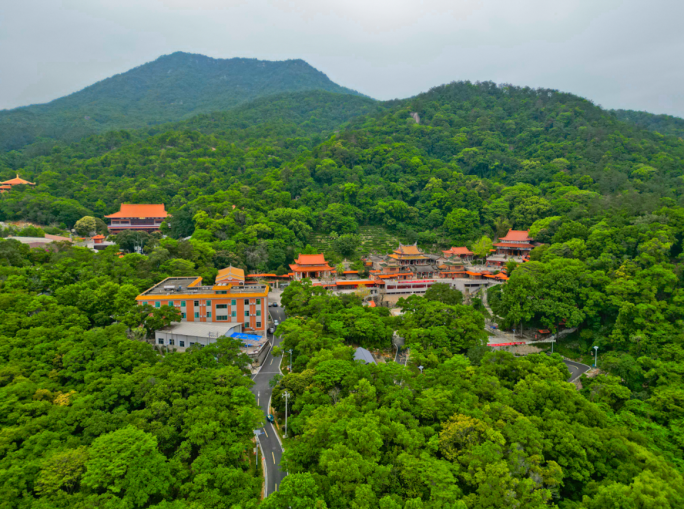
[389,243,431,266]
[493,230,534,257]
[105,204,168,233]
[442,246,474,262]
[289,254,333,280]
[0,175,35,193]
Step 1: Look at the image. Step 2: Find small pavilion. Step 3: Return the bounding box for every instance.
[0,175,35,193]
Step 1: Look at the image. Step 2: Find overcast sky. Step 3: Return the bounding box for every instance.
[2,0,683,116]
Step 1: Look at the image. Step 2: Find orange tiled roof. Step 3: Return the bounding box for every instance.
[295,254,327,265]
[216,266,245,284]
[289,264,333,272]
[395,243,422,255]
[105,204,168,219]
[443,247,473,256]
[1,174,34,186]
[247,273,277,278]
[499,229,531,242]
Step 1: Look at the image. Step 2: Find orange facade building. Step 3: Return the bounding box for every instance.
[289,254,333,280]
[136,275,269,342]
[106,204,168,233]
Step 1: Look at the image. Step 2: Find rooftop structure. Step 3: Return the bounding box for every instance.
[493,230,534,256]
[354,347,376,364]
[105,204,168,233]
[289,253,333,280]
[1,175,35,186]
[442,246,474,260]
[216,266,245,285]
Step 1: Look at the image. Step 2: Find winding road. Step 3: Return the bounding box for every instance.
[250,306,288,496]
[563,358,591,382]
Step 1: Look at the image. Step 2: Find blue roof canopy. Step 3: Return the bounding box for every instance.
[230,332,264,344]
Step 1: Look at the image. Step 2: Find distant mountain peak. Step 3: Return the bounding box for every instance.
[0,53,364,152]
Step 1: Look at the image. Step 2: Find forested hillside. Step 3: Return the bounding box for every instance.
[613,109,684,138]
[3,80,684,507]
[0,52,363,152]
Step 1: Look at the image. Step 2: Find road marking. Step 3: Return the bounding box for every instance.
[272,451,275,463]
[257,397,259,405]
[264,428,268,438]
[270,358,273,365]
[275,483,278,491]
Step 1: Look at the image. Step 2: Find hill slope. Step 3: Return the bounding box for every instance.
[0,52,364,152]
[613,109,684,138]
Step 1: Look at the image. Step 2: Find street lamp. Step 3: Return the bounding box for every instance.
[288,349,293,372]
[282,391,290,438]
[418,365,424,375]
[593,346,599,368]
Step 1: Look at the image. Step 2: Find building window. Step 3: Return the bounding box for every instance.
[158,338,164,345]
[181,301,186,307]
[244,299,249,305]
[256,321,262,328]
[256,299,261,305]
[217,315,228,321]
[190,342,195,346]
[216,304,227,309]
[155,301,161,308]
[169,339,175,346]
[256,310,261,317]
[206,312,212,318]
[206,300,211,306]
[179,340,185,347]
[217,291,227,294]
[194,301,199,306]
[231,299,236,306]
[181,313,186,319]
[195,312,199,319]
[244,310,250,317]
[231,311,236,318]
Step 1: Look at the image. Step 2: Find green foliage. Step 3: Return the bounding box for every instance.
[0,242,263,508]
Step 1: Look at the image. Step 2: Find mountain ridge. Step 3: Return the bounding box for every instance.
[0,52,366,152]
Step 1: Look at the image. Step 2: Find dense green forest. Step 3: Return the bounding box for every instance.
[259,280,684,508]
[0,243,264,508]
[0,52,363,153]
[2,79,684,507]
[614,109,684,138]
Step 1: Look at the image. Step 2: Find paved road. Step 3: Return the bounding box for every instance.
[249,306,289,496]
[563,359,591,382]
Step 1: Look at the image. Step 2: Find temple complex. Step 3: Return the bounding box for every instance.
[289,254,333,280]
[105,204,168,233]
